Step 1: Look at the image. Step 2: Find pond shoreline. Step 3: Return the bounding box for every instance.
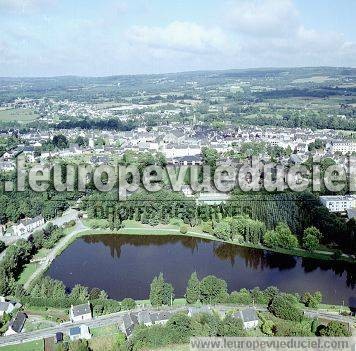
[74,222,356,264]
[45,230,356,306]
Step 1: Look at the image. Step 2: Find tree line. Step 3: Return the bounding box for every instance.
[83,190,355,254]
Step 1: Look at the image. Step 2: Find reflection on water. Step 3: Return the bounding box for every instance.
[46,234,356,307]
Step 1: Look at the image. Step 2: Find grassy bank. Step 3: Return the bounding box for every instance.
[77,219,356,264]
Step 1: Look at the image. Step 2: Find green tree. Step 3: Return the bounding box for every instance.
[302,291,322,309]
[185,272,200,304]
[217,315,245,336]
[166,312,192,343]
[263,223,298,249]
[70,285,89,302]
[121,298,136,310]
[303,234,319,252]
[302,227,322,252]
[261,319,275,336]
[52,134,69,149]
[180,225,188,234]
[319,321,351,337]
[68,340,90,351]
[269,293,303,322]
[199,275,228,304]
[149,273,174,307]
[213,221,231,240]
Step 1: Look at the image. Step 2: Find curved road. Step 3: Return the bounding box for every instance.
[24,220,88,290]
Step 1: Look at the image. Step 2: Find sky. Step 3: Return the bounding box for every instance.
[0,0,355,76]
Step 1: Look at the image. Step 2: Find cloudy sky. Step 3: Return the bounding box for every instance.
[1,0,355,76]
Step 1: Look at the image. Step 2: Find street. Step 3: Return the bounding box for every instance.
[0,304,354,348]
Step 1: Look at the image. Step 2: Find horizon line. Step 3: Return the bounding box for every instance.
[1,65,355,80]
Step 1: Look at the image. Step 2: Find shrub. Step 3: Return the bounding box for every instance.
[269,293,303,322]
[180,225,188,234]
[121,298,136,310]
[202,222,213,234]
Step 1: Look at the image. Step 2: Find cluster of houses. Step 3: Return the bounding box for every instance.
[2,301,259,345]
[0,215,45,238]
[66,302,259,341]
[1,123,355,174]
[0,297,23,336]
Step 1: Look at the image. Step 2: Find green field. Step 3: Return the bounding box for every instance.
[0,340,43,351]
[89,325,126,351]
[0,108,38,122]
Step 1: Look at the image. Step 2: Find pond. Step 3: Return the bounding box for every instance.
[46,234,356,307]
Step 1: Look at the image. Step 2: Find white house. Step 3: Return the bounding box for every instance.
[149,311,174,325]
[70,302,92,323]
[320,195,356,213]
[12,216,45,236]
[238,308,259,330]
[69,324,91,341]
[0,297,19,317]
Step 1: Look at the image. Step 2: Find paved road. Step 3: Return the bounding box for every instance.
[304,310,356,324]
[0,304,354,347]
[51,209,79,227]
[0,209,79,263]
[0,306,187,347]
[24,219,87,290]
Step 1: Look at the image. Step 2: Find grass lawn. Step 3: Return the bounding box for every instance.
[23,306,68,322]
[91,324,118,337]
[89,325,125,351]
[0,340,43,351]
[32,248,50,260]
[0,108,38,122]
[17,263,38,285]
[24,320,55,333]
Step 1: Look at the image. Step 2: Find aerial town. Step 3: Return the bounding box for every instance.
[0,0,356,350]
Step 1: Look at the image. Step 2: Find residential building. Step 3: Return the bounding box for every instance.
[149,311,174,325]
[332,141,356,155]
[4,312,27,336]
[196,192,230,205]
[118,313,137,337]
[69,325,91,341]
[137,310,152,326]
[0,297,20,317]
[12,215,45,236]
[118,310,178,337]
[238,308,259,330]
[70,302,92,322]
[188,306,212,317]
[320,195,356,213]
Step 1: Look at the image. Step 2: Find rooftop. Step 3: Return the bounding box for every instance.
[71,302,91,317]
[9,312,27,333]
[240,308,258,323]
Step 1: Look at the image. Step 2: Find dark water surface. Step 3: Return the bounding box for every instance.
[46,234,356,307]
